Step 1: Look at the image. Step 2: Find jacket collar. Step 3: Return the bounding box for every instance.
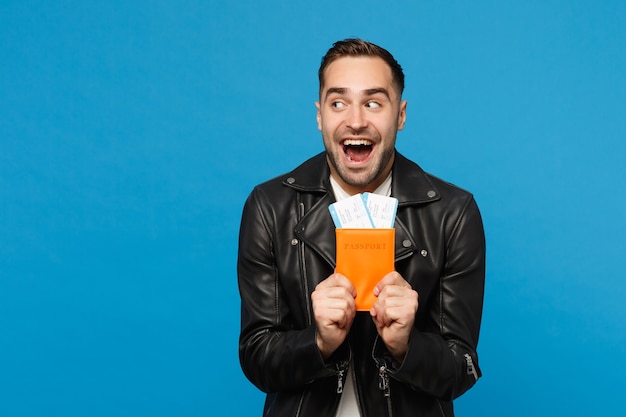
[390,152,441,206]
[280,152,332,193]
[281,151,441,204]
[286,151,440,266]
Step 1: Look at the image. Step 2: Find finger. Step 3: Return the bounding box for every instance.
[370,304,385,328]
[377,289,419,315]
[371,289,418,325]
[316,273,357,296]
[372,309,394,328]
[316,299,356,328]
[313,287,357,315]
[312,286,358,307]
[328,308,353,328]
[320,295,356,312]
[378,286,418,304]
[374,271,410,296]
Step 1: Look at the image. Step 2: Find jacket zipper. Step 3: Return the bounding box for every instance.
[297,201,313,325]
[464,353,479,381]
[377,364,394,416]
[336,366,345,394]
[378,365,390,397]
[335,359,350,394]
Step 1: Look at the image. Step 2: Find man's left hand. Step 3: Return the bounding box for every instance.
[370,271,419,364]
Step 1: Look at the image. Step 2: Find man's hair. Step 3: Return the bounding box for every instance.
[318,38,405,97]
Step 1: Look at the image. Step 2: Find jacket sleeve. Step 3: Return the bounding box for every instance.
[237,187,343,393]
[378,194,486,400]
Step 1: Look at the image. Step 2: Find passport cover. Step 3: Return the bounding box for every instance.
[335,228,395,311]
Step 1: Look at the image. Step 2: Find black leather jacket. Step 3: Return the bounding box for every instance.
[238,151,485,417]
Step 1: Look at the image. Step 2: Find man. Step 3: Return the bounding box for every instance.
[238,38,485,417]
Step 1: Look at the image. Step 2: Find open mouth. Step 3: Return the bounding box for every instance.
[342,139,373,163]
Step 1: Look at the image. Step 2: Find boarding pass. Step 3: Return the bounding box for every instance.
[329,193,398,228]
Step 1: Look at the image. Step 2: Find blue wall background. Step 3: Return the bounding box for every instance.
[2,1,625,415]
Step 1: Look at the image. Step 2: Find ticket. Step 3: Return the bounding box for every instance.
[328,194,374,228]
[362,193,398,228]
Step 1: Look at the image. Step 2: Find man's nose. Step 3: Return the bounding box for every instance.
[346,106,367,130]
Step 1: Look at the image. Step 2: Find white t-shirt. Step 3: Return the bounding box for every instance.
[329,173,392,417]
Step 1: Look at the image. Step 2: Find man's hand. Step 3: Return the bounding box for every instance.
[370,271,419,364]
[311,273,357,360]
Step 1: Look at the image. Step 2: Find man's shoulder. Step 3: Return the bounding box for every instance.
[394,152,475,204]
[253,152,329,193]
[424,170,474,198]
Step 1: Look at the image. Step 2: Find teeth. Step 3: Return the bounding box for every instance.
[343,139,372,146]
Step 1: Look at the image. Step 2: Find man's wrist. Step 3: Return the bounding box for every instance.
[315,332,333,360]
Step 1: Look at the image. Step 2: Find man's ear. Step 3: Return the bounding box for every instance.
[397,100,407,131]
[315,101,322,131]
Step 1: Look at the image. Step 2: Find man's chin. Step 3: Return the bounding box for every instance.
[337,170,376,189]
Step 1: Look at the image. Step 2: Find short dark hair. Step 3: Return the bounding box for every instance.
[318,38,405,97]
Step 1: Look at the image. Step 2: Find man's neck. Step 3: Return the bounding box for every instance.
[326,156,394,196]
[330,173,392,201]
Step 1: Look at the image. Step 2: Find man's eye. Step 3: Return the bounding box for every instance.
[365,101,381,109]
[331,101,346,109]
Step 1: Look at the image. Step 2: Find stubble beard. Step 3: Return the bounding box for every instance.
[324,134,396,189]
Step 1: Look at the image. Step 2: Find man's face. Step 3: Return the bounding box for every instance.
[316,56,407,195]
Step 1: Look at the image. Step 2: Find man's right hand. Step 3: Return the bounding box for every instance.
[311,273,357,360]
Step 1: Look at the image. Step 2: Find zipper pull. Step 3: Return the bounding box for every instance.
[336,368,345,394]
[464,353,479,381]
[378,365,390,397]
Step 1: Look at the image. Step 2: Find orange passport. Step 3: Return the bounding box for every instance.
[335,228,395,311]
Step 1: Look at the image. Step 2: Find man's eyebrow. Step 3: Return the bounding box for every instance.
[363,88,391,100]
[324,87,347,100]
[323,87,392,101]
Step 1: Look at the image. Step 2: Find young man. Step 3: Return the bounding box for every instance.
[238,38,485,417]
